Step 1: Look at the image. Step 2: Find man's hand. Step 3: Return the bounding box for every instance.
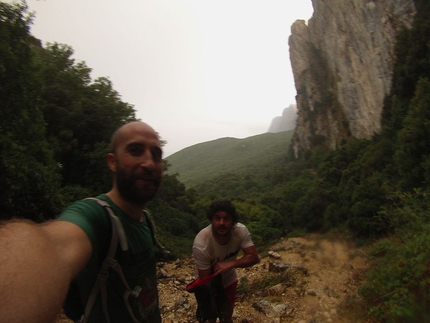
[213,245,260,276]
[213,261,233,275]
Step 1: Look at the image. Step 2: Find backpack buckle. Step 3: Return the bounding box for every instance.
[98,269,110,280]
[130,285,142,298]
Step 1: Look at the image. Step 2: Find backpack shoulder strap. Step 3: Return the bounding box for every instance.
[79,198,168,323]
[87,198,128,251]
[143,210,171,258]
[142,210,156,242]
[80,198,138,323]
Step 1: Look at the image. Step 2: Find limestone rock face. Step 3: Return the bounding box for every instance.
[289,0,416,156]
[268,104,297,133]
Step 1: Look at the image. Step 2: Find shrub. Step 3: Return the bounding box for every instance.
[359,190,430,321]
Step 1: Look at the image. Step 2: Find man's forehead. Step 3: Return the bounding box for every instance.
[121,124,159,142]
[124,138,160,147]
[112,122,160,151]
[123,133,161,147]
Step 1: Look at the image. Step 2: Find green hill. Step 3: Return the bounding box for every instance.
[165,130,294,188]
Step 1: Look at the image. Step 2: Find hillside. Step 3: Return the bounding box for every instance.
[165,130,294,188]
[157,233,370,323]
[55,232,370,323]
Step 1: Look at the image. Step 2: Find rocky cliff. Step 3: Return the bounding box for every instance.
[289,0,416,157]
[268,104,298,133]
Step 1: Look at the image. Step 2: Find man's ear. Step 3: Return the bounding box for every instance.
[107,153,116,172]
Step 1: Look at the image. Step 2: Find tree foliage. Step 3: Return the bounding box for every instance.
[0,1,61,220]
[0,1,137,219]
[395,78,430,190]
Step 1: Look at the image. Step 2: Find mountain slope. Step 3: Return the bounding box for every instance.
[165,130,294,188]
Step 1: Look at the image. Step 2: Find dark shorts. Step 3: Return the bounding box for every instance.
[225,280,238,307]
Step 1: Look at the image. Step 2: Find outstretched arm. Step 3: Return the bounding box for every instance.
[0,219,92,323]
[212,245,260,276]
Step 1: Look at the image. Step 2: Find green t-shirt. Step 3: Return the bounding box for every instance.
[58,194,161,323]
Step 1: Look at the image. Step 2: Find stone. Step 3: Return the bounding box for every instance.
[268,261,293,273]
[159,268,170,278]
[307,290,317,296]
[289,0,416,156]
[265,283,285,296]
[252,299,292,319]
[268,261,308,276]
[252,299,274,315]
[268,251,281,259]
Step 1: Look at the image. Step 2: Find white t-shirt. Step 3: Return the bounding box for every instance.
[192,223,254,287]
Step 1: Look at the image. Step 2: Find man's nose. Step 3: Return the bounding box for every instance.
[139,149,155,168]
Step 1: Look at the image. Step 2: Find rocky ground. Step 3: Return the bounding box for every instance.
[55,232,372,323]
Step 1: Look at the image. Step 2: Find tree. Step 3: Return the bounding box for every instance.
[0,1,62,220]
[395,78,430,190]
[34,43,137,192]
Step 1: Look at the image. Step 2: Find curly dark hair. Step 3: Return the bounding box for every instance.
[206,199,238,224]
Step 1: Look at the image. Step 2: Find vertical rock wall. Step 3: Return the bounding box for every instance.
[289,0,416,157]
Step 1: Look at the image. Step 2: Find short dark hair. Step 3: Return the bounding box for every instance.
[206,199,238,224]
[109,127,121,154]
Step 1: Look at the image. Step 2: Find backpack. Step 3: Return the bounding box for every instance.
[63,198,169,323]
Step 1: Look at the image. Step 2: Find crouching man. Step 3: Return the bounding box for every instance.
[192,199,260,323]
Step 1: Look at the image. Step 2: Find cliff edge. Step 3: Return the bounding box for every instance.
[289,0,416,156]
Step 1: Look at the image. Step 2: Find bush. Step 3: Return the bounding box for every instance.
[359,190,430,321]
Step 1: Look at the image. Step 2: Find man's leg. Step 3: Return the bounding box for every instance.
[223,281,238,322]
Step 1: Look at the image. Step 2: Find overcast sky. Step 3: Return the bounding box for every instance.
[19,0,313,157]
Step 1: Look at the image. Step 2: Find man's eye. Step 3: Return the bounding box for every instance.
[152,147,163,161]
[128,145,144,156]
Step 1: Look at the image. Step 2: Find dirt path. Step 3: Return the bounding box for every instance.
[55,233,371,322]
[248,234,370,323]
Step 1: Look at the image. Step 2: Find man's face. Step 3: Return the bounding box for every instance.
[211,211,234,238]
[112,123,163,205]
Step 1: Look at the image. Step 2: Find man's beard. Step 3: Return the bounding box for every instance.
[214,225,231,237]
[116,164,161,205]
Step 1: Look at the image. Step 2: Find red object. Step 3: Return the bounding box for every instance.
[186,274,217,292]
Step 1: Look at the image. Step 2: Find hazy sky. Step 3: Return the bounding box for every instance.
[19,0,313,157]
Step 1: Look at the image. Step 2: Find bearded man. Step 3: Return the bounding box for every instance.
[192,199,260,323]
[0,121,164,323]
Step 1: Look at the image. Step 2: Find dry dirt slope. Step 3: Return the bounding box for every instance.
[55,233,371,323]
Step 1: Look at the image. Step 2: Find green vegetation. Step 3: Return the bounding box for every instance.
[359,191,430,322]
[166,131,294,189]
[1,0,430,320]
[0,2,137,221]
